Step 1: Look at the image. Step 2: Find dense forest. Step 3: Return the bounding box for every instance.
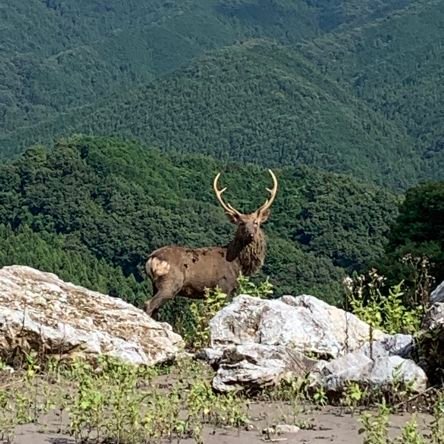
[2,0,443,190]
[1,1,443,308]
[0,136,402,305]
[0,42,418,189]
[301,0,444,181]
[0,0,413,137]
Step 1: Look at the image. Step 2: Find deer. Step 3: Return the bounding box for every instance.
[144,169,278,317]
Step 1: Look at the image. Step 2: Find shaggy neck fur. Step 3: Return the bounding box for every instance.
[226,229,266,276]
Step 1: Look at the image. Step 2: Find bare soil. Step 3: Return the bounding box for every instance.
[3,359,434,444]
[12,402,431,444]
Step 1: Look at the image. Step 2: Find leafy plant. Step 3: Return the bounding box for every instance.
[430,392,444,444]
[341,382,367,412]
[343,269,423,334]
[359,401,391,444]
[398,418,426,444]
[237,275,274,298]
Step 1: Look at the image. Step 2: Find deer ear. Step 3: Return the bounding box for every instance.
[258,208,271,223]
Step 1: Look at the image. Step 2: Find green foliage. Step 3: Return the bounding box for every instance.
[359,396,444,444]
[341,382,367,412]
[343,269,423,334]
[360,402,391,444]
[430,392,444,444]
[0,354,249,443]
[302,0,444,182]
[237,274,273,298]
[188,380,248,428]
[1,0,442,191]
[398,419,427,444]
[0,356,300,443]
[381,182,444,290]
[160,287,229,350]
[0,136,398,305]
[0,0,416,161]
[2,41,420,189]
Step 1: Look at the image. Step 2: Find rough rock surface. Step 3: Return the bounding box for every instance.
[209,294,387,358]
[431,281,444,303]
[212,344,317,392]
[422,302,444,330]
[309,339,427,394]
[0,266,183,365]
[205,294,425,393]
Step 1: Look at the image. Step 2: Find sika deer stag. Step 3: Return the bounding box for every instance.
[144,170,278,316]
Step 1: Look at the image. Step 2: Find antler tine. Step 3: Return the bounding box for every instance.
[213,172,243,217]
[258,169,278,214]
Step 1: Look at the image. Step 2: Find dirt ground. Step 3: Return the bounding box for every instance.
[3,358,434,444]
[12,402,431,444]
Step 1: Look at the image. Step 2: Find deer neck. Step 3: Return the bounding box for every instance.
[226,230,266,276]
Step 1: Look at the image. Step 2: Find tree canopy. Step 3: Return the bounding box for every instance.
[0,136,400,305]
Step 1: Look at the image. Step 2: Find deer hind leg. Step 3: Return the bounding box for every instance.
[144,268,183,318]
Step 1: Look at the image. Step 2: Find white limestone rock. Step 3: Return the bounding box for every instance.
[0,266,183,366]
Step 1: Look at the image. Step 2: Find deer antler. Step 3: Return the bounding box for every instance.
[257,169,278,214]
[213,173,243,217]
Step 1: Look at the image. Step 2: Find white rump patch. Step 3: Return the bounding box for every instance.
[148,257,170,277]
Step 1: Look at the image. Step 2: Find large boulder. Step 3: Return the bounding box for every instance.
[209,294,388,358]
[309,338,427,394]
[204,294,420,393]
[212,344,317,392]
[0,266,183,366]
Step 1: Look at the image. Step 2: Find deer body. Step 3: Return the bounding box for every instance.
[144,170,277,316]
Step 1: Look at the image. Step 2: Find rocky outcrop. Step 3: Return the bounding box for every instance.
[209,295,388,359]
[212,344,317,392]
[431,281,444,304]
[309,338,427,394]
[204,294,427,393]
[0,266,183,366]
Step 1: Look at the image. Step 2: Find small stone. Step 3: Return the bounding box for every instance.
[0,366,15,374]
[275,424,301,434]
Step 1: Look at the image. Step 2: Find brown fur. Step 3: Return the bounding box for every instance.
[144,171,277,317]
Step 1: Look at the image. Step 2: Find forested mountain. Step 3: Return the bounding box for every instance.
[0,136,399,305]
[2,1,442,189]
[0,41,420,189]
[0,0,411,136]
[0,0,444,189]
[301,0,444,182]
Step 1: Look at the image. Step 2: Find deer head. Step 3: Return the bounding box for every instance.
[213,169,278,245]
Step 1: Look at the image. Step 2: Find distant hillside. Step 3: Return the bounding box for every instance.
[301,0,444,181]
[0,41,420,189]
[1,0,414,148]
[2,0,441,189]
[0,136,399,304]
